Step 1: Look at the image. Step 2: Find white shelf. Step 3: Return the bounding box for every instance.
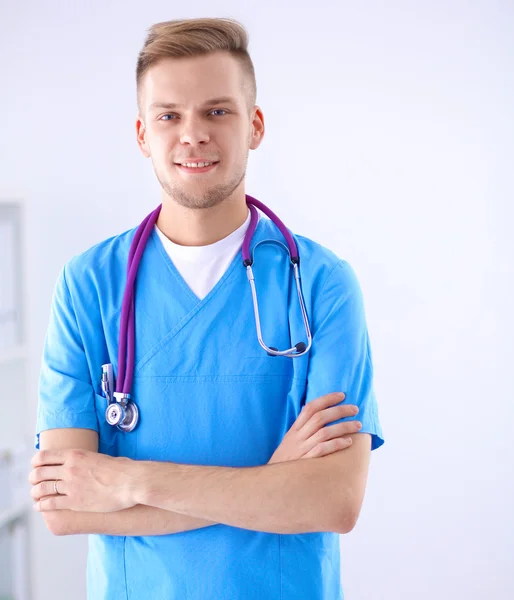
[0,345,28,365]
[0,503,30,532]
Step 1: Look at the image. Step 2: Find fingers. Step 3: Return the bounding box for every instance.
[272,393,361,465]
[317,420,362,442]
[294,392,347,430]
[30,479,67,501]
[300,404,359,440]
[31,450,66,468]
[28,466,61,485]
[34,494,69,512]
[302,421,362,458]
[303,437,353,458]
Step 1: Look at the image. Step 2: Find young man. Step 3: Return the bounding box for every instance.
[30,17,384,600]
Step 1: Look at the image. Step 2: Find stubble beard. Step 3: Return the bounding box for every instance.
[156,158,248,210]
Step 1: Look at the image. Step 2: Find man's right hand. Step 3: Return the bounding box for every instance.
[268,392,362,464]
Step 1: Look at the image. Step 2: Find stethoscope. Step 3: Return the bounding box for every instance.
[100,194,312,432]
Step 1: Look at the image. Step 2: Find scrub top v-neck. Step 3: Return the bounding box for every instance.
[36,212,385,600]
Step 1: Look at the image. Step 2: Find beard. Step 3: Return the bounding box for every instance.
[153,156,248,210]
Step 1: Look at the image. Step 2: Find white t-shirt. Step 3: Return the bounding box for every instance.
[154,208,257,300]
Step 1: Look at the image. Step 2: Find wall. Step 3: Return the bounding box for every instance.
[1,0,513,598]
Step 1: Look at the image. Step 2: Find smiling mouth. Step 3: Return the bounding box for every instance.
[175,162,219,174]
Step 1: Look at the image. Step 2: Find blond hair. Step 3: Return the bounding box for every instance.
[136,17,257,115]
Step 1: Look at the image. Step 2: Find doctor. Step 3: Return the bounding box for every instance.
[30,16,384,600]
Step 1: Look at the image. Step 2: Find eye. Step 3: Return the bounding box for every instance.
[159,109,228,122]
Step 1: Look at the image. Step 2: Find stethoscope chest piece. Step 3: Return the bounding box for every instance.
[100,194,312,435]
[105,393,139,432]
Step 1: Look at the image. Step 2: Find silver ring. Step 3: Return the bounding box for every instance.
[53,480,60,495]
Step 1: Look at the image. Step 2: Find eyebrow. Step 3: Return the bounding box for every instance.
[149,96,238,111]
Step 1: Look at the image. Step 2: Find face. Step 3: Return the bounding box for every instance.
[136,51,264,210]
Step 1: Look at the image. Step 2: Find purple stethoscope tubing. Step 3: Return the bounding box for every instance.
[114,193,312,403]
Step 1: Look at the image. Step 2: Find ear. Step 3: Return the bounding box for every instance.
[249,106,265,151]
[136,115,151,158]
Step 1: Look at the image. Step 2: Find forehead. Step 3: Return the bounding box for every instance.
[142,52,245,109]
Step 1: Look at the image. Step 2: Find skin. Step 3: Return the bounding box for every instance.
[31,393,365,536]
[29,432,370,535]
[135,50,264,247]
[30,53,371,537]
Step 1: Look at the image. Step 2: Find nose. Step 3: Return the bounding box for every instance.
[179,115,211,146]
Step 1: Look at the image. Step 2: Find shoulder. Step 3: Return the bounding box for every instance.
[257,215,363,297]
[61,226,137,293]
[291,229,359,296]
[258,216,345,286]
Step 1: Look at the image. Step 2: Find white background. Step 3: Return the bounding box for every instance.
[1,0,513,598]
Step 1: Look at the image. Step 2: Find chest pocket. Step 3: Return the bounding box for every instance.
[117,238,309,467]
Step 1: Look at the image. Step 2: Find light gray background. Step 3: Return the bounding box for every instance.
[1,0,513,598]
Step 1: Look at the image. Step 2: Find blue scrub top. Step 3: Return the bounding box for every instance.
[36,214,384,600]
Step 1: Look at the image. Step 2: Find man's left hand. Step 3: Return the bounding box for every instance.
[29,449,137,513]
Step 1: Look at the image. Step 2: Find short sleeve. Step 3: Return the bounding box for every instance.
[304,260,384,451]
[35,264,99,449]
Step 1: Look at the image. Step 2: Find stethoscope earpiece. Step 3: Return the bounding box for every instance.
[266,342,307,357]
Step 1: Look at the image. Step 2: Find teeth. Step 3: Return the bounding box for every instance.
[181,162,214,168]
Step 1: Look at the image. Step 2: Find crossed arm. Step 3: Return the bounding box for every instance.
[36,428,218,536]
[33,426,371,537]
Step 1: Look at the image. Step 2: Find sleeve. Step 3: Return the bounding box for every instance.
[303,259,384,451]
[35,264,99,449]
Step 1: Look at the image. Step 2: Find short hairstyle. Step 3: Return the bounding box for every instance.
[136,17,257,116]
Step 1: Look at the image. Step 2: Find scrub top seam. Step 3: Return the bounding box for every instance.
[132,374,306,380]
[62,263,89,364]
[279,533,283,600]
[150,217,266,305]
[150,228,203,304]
[335,259,376,373]
[318,259,346,299]
[133,282,231,373]
[134,219,266,373]
[122,536,129,600]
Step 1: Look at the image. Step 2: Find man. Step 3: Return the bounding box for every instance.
[30,17,384,600]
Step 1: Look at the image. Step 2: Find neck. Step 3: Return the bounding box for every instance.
[155,191,249,247]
